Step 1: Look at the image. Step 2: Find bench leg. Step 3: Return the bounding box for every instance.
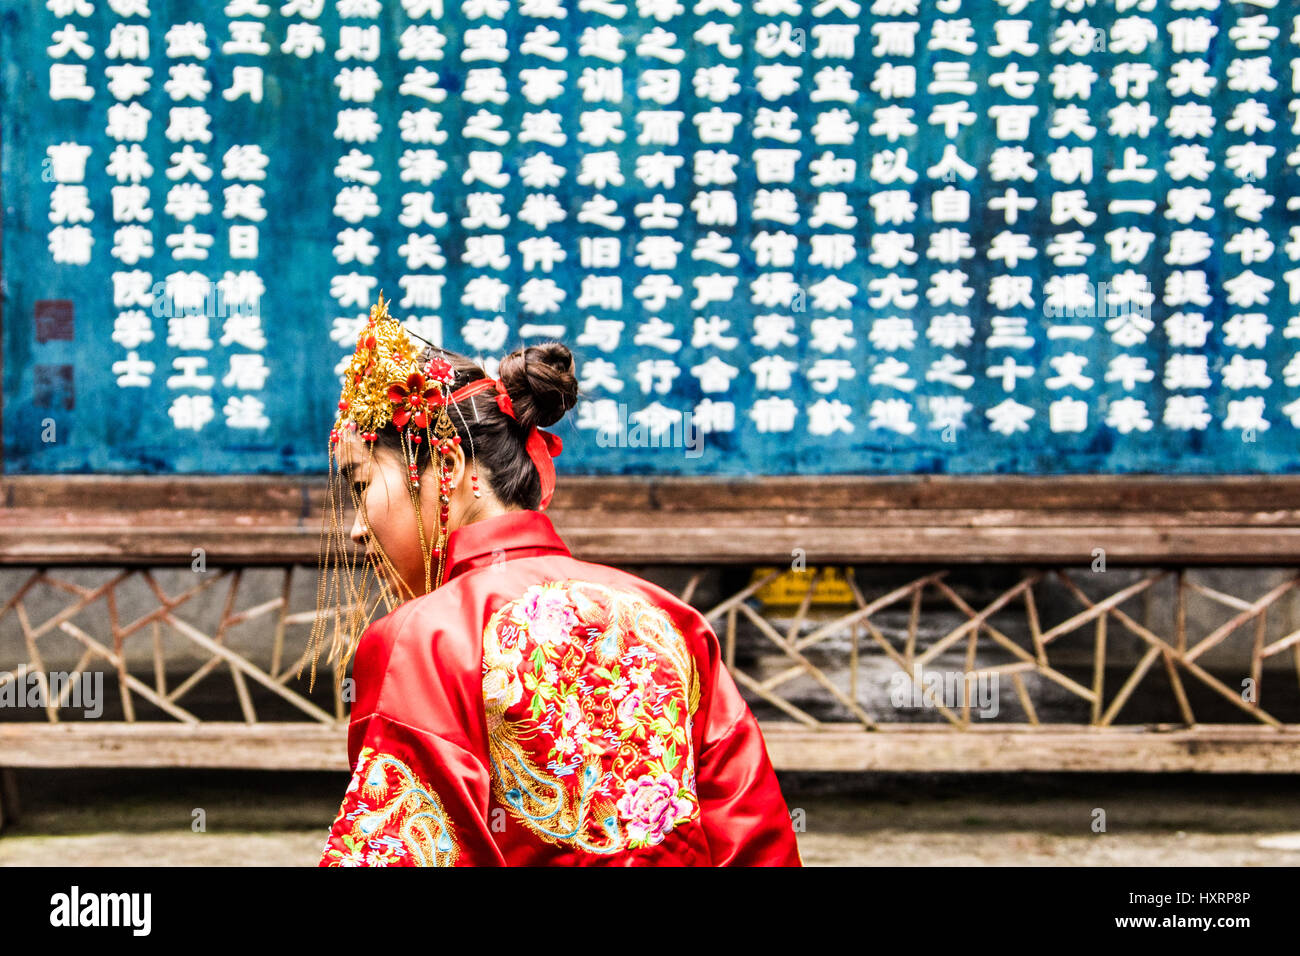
[0,768,19,832]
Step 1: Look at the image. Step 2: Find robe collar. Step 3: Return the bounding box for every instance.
[440,508,571,585]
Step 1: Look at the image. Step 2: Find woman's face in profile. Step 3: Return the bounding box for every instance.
[337,430,446,598]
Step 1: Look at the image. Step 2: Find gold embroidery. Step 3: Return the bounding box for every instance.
[323,745,460,866]
[481,581,701,853]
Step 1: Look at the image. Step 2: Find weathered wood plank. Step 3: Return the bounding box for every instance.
[2,722,1299,773]
[760,723,1300,773]
[4,525,1300,565]
[7,474,1300,512]
[11,506,1300,531]
[4,475,1300,565]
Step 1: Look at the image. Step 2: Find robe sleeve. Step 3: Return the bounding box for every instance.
[319,710,506,867]
[691,613,804,867]
[319,608,505,867]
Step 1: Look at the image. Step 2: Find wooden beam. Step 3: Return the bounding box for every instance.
[3,722,1300,773]
[0,723,348,771]
[5,475,1300,565]
[758,723,1300,773]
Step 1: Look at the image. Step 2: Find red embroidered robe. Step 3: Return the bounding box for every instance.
[319,509,802,866]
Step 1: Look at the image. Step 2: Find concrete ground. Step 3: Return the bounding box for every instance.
[1,768,1299,866]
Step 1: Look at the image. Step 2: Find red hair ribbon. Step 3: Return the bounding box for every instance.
[448,377,564,510]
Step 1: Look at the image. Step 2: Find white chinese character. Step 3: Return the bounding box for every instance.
[331,272,378,309]
[166,225,215,260]
[808,398,854,436]
[926,313,974,349]
[46,184,91,228]
[405,273,452,310]
[165,64,211,102]
[399,25,446,60]
[103,63,152,101]
[806,359,854,394]
[224,395,271,429]
[282,23,326,57]
[282,0,326,15]
[45,143,93,184]
[669,347,721,392]
[750,397,798,433]
[1226,394,1273,434]
[928,395,973,433]
[166,107,212,143]
[335,108,381,143]
[873,356,915,390]
[223,354,271,392]
[112,312,155,350]
[223,145,268,180]
[227,0,272,14]
[1222,312,1273,348]
[747,355,796,392]
[336,25,380,61]
[1164,395,1211,431]
[867,398,912,434]
[336,66,382,102]
[168,395,216,430]
[165,22,211,58]
[222,66,263,102]
[1048,397,1088,433]
[224,184,267,221]
[927,355,975,390]
[334,227,379,265]
[224,21,270,55]
[49,226,93,264]
[1164,354,1211,390]
[163,183,210,221]
[167,316,214,352]
[49,25,94,61]
[399,234,446,270]
[111,225,154,264]
[111,184,151,221]
[48,0,94,14]
[575,318,622,355]
[229,225,259,258]
[987,398,1034,435]
[50,65,94,101]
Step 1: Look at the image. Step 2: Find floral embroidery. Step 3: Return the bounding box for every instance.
[321,745,459,867]
[481,580,702,853]
[618,772,697,846]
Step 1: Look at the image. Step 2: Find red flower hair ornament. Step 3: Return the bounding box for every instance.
[386,371,445,430]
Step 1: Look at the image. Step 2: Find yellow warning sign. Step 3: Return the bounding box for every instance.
[751,567,856,609]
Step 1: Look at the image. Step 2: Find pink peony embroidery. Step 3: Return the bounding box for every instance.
[519,588,581,645]
[616,772,695,846]
[616,685,646,727]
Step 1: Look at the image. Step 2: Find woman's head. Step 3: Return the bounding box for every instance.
[338,341,579,596]
[311,334,579,691]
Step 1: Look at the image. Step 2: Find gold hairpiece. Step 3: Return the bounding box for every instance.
[306,293,461,696]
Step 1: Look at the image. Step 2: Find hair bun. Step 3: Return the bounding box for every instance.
[498,342,580,431]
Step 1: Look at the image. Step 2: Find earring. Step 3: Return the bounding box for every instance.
[452,392,484,499]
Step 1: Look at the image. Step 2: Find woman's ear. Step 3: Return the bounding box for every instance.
[446,442,468,489]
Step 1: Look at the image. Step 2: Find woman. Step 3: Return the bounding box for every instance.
[309,295,802,866]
